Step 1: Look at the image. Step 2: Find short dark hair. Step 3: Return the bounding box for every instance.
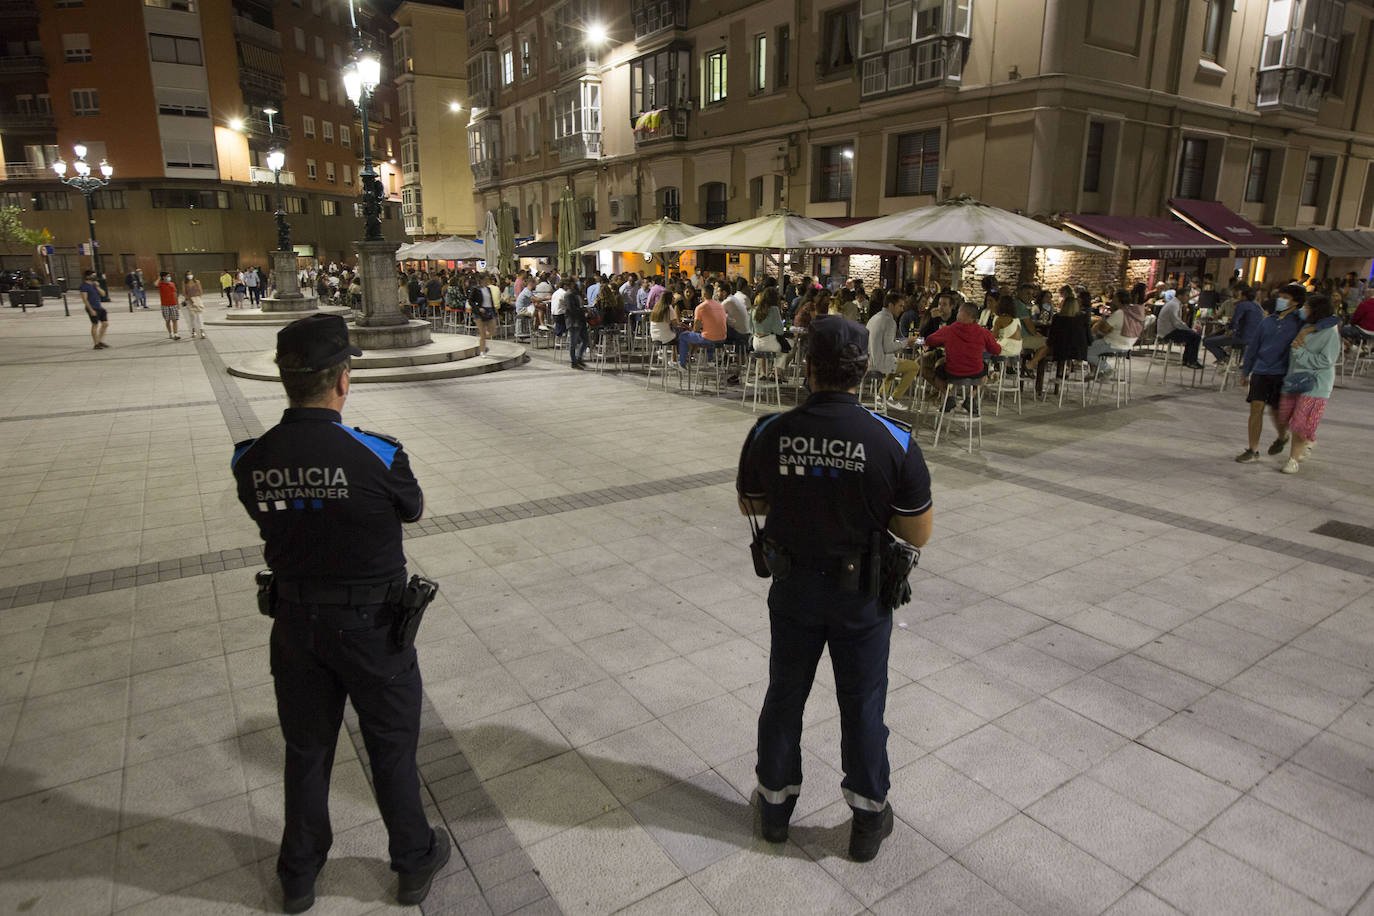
[277,358,347,406]
[1280,283,1308,304]
[809,344,867,391]
[1305,295,1334,324]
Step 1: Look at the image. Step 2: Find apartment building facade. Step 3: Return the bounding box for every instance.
[391,0,477,239]
[466,0,1374,282]
[0,0,404,283]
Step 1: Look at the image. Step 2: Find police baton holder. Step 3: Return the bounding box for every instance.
[392,575,439,651]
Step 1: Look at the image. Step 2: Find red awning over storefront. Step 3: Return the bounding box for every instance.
[1060,214,1232,259]
[1167,200,1287,257]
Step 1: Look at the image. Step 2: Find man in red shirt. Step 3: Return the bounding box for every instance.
[1343,297,1374,340]
[925,301,1001,408]
[156,271,181,340]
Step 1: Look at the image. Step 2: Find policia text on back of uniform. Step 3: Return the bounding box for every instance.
[736,315,934,863]
[231,314,448,914]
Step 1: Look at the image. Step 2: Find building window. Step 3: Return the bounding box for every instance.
[580,196,595,230]
[401,136,419,177]
[314,36,325,59]
[247,193,269,211]
[702,182,727,223]
[1301,155,1326,207]
[302,115,315,138]
[890,128,939,196]
[55,0,84,6]
[340,125,350,148]
[298,72,310,96]
[821,5,858,76]
[148,33,203,65]
[343,164,352,185]
[70,89,100,117]
[325,161,335,182]
[155,87,209,117]
[520,33,536,78]
[553,79,601,144]
[526,110,540,156]
[1201,0,1228,61]
[749,175,764,212]
[1082,121,1105,193]
[752,34,767,93]
[144,0,195,10]
[283,196,305,214]
[305,158,317,180]
[150,189,228,208]
[34,191,72,211]
[317,77,328,100]
[703,49,727,104]
[163,139,215,169]
[62,33,92,63]
[399,83,415,130]
[1175,137,1208,200]
[776,25,790,87]
[658,186,680,220]
[631,47,690,115]
[294,27,305,51]
[814,143,855,202]
[322,121,334,143]
[1245,148,1272,203]
[90,190,125,209]
[392,29,413,74]
[333,44,343,67]
[321,199,338,216]
[310,0,320,14]
[501,44,515,85]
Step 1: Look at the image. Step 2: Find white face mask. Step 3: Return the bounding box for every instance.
[1276,297,1292,311]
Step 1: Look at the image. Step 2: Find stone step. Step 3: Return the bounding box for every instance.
[226,336,527,383]
[208,304,351,326]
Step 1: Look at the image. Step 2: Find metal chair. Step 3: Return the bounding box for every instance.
[1092,350,1133,407]
[742,350,782,412]
[1055,359,1090,408]
[988,354,1022,416]
[932,379,982,453]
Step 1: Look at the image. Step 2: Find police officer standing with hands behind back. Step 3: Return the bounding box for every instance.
[737,315,934,862]
[232,314,449,913]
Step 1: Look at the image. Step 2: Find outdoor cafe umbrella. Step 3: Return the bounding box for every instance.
[802,195,1109,284]
[660,209,903,276]
[557,187,579,276]
[394,241,416,260]
[498,201,516,276]
[421,236,486,261]
[571,217,706,273]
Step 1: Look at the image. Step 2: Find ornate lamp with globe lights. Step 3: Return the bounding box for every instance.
[52,144,113,282]
[342,39,383,243]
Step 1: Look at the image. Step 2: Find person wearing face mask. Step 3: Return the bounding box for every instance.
[1275,295,1342,474]
[182,271,207,340]
[1235,285,1306,462]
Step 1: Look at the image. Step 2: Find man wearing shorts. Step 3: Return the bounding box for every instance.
[924,300,1001,413]
[157,271,182,340]
[1235,286,1304,463]
[81,270,109,349]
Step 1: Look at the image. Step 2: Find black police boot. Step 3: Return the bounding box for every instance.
[396,826,451,906]
[281,886,315,914]
[848,803,894,862]
[755,791,797,843]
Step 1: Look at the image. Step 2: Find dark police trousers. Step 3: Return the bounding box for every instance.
[269,599,434,886]
[757,568,891,811]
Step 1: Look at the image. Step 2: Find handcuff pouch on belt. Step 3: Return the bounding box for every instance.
[878,537,921,611]
[255,569,277,618]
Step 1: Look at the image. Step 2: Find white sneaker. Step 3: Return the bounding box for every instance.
[1280,459,1300,475]
[885,397,905,411]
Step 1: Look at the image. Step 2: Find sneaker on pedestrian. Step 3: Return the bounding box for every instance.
[884,397,905,411]
[1280,458,1300,475]
[396,828,451,906]
[1267,436,1289,455]
[849,804,894,862]
[1234,448,1260,463]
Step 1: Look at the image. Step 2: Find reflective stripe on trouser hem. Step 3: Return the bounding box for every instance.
[843,788,886,812]
[756,783,801,805]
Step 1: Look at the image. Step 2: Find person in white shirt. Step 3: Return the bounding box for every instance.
[1155,289,1203,368]
[550,281,570,336]
[867,294,920,408]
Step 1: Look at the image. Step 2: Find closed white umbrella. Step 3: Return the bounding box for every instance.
[802,195,1109,283]
[571,218,707,254]
[483,211,500,268]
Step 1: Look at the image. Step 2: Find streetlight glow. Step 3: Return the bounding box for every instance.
[229,117,245,131]
[586,21,608,44]
[448,101,462,112]
[357,48,381,90]
[99,159,112,179]
[52,159,67,177]
[266,148,286,172]
[343,67,363,105]
[74,159,91,177]
[52,143,113,280]
[262,106,278,116]
[73,143,87,160]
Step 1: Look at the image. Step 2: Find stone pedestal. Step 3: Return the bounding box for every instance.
[350,238,431,349]
[261,249,311,314]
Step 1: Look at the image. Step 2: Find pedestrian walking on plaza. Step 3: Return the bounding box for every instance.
[125,268,148,309]
[182,271,206,340]
[563,278,590,368]
[156,271,181,339]
[1277,295,1342,475]
[80,269,109,349]
[244,264,261,306]
[1236,286,1304,463]
[220,268,234,303]
[231,314,450,913]
[736,316,933,862]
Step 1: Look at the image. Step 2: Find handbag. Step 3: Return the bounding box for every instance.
[1282,372,1316,394]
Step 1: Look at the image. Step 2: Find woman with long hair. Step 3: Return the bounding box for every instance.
[749,285,791,376]
[1277,296,1340,474]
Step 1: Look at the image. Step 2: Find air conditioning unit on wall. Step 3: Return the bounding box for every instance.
[608,194,637,224]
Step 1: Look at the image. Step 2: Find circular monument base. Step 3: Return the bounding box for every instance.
[209,304,350,327]
[348,319,432,349]
[260,295,313,314]
[225,335,527,383]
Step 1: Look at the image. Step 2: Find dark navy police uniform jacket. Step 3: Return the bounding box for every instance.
[737,391,932,557]
[231,407,423,582]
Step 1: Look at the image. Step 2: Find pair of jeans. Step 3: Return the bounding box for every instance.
[1203,333,1241,364]
[270,602,435,888]
[568,323,589,365]
[1162,327,1202,365]
[247,284,261,305]
[678,331,725,367]
[757,570,892,812]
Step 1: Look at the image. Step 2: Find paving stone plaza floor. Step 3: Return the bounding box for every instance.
[1,300,1372,916]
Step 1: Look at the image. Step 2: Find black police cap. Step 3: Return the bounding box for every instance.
[808,314,869,364]
[275,314,362,373]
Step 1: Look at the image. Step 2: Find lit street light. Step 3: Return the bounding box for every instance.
[262,107,291,252]
[52,143,114,287]
[343,34,384,242]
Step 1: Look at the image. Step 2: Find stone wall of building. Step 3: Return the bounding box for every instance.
[952,246,1159,300]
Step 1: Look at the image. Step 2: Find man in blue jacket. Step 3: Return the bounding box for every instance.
[1204,286,1262,365]
[1235,285,1305,462]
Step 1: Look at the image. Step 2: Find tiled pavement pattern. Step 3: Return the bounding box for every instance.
[1,303,1372,915]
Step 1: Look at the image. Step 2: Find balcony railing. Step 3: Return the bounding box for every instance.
[0,161,57,180]
[632,0,686,41]
[232,15,281,49]
[556,130,601,164]
[469,86,497,110]
[471,158,500,189]
[249,165,295,184]
[631,107,688,144]
[858,36,966,99]
[1257,69,1328,115]
[243,115,290,143]
[238,67,284,100]
[0,110,54,132]
[0,55,46,75]
[0,0,38,19]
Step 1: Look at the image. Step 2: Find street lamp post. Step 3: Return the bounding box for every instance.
[52,144,113,286]
[343,38,383,242]
[256,106,309,313]
[263,107,291,252]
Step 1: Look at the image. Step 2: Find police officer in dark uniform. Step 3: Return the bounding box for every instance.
[232,314,449,913]
[736,315,934,862]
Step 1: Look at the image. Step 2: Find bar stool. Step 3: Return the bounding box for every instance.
[932,379,982,453]
[645,339,679,390]
[860,369,890,413]
[1055,360,1090,408]
[1216,347,1243,392]
[1092,350,1133,407]
[988,354,1022,416]
[742,350,782,412]
[594,326,627,374]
